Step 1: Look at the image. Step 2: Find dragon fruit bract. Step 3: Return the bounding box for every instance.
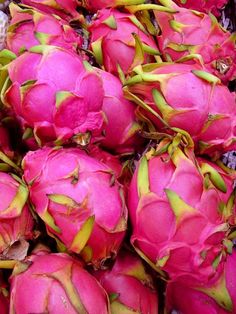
[10,251,110,313]
[23,147,128,268]
[0,172,33,259]
[94,250,159,314]
[82,0,145,12]
[89,8,159,76]
[125,62,236,158]
[6,3,82,56]
[128,135,235,281]
[166,249,236,313]
[154,0,236,83]
[3,46,105,147]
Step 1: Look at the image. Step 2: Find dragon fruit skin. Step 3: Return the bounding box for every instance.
[125,62,236,158]
[89,8,159,76]
[128,138,235,282]
[0,172,34,258]
[21,0,82,22]
[166,249,236,313]
[95,69,141,154]
[3,46,105,147]
[23,147,128,268]
[94,250,159,314]
[154,1,236,83]
[10,252,110,314]
[81,0,145,12]
[172,0,227,17]
[6,3,82,56]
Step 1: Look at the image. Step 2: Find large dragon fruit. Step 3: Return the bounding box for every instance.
[94,69,141,154]
[94,250,159,314]
[21,0,82,22]
[128,134,236,282]
[166,249,236,313]
[125,62,236,158]
[153,0,236,83]
[89,8,160,76]
[0,171,33,260]
[172,0,227,16]
[2,46,105,147]
[6,3,82,56]
[10,250,110,313]
[23,147,128,268]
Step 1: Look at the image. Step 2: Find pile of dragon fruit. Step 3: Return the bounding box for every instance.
[0,0,235,312]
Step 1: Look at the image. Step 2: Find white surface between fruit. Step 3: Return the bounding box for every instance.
[0,10,8,50]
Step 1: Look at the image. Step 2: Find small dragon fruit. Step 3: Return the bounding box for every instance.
[94,68,141,154]
[0,171,34,260]
[172,0,227,17]
[2,45,105,147]
[21,0,83,22]
[166,249,236,313]
[10,251,110,313]
[81,0,145,12]
[125,62,236,158]
[23,147,128,268]
[0,10,8,50]
[89,8,160,76]
[128,133,235,282]
[6,3,83,55]
[94,250,159,314]
[154,0,236,83]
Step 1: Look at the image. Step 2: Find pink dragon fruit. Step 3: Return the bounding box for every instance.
[172,0,228,16]
[23,147,128,268]
[125,62,236,158]
[6,3,83,56]
[0,171,33,260]
[81,0,145,12]
[2,45,105,147]
[21,0,82,22]
[94,68,142,154]
[89,8,160,76]
[153,0,236,83]
[94,250,159,313]
[10,251,110,313]
[166,249,236,313]
[128,134,236,282]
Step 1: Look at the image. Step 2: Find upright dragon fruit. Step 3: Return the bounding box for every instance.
[10,251,110,313]
[172,0,227,16]
[94,68,141,154]
[128,133,236,282]
[23,147,128,268]
[0,171,34,260]
[94,250,159,314]
[153,0,236,83]
[21,0,82,22]
[125,62,236,158]
[89,8,160,76]
[2,46,105,147]
[166,249,236,313]
[6,3,83,55]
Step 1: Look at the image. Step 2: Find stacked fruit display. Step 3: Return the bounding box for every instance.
[0,0,235,312]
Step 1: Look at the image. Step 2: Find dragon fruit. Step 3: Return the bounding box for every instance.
[81,0,145,12]
[89,8,160,76]
[0,171,33,260]
[10,251,110,313]
[6,3,83,56]
[94,68,141,154]
[23,147,128,268]
[166,249,236,313]
[153,0,236,83]
[94,250,159,314]
[2,45,105,147]
[125,62,236,158]
[21,0,82,22]
[172,0,228,16]
[128,134,236,282]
